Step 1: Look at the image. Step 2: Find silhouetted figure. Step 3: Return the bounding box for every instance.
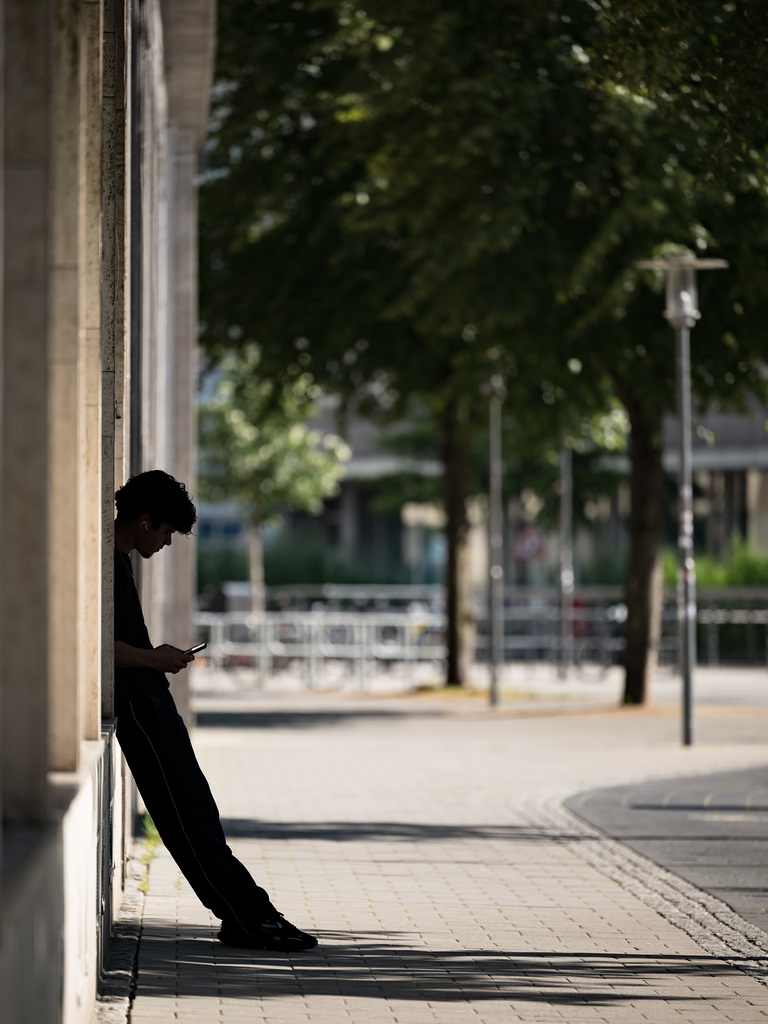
[113,469,317,951]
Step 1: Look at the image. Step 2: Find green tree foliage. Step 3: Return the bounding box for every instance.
[567,0,768,699]
[585,0,768,166]
[201,0,768,696]
[199,347,350,607]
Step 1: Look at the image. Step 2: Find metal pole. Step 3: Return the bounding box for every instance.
[488,380,504,707]
[676,322,696,746]
[558,442,574,678]
[636,250,726,747]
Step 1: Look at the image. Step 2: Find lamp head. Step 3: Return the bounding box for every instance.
[664,253,700,329]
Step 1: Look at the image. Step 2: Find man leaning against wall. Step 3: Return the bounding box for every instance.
[113,469,318,951]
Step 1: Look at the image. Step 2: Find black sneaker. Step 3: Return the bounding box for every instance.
[218,912,318,951]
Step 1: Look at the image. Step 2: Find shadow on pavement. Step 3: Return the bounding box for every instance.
[628,802,768,812]
[219,818,586,843]
[195,707,441,730]
[135,925,761,1002]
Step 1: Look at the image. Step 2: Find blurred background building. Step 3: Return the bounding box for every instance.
[198,401,768,601]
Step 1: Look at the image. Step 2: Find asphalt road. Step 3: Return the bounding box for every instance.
[566,765,768,934]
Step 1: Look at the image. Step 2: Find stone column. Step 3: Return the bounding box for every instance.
[1,0,53,819]
[0,0,5,835]
[113,0,129,494]
[48,0,82,772]
[79,0,104,743]
[163,126,200,723]
[137,0,170,650]
[101,0,127,720]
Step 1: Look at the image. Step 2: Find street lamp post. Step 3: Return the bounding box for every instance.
[635,251,727,746]
[558,441,574,678]
[488,374,506,708]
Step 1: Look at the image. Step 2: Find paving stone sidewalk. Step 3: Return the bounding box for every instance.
[127,689,768,1023]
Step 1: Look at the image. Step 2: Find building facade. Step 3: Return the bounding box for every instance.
[0,0,215,1020]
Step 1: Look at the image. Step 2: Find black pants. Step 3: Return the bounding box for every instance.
[115,681,271,930]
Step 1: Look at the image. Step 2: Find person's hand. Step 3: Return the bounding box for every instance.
[152,644,193,674]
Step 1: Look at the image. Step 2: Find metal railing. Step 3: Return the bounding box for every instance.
[193,586,768,686]
[194,608,447,687]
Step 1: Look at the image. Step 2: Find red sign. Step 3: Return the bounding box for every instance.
[511,525,546,563]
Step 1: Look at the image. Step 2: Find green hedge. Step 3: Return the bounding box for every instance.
[663,538,768,587]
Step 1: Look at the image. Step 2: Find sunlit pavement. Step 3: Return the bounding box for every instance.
[191,660,768,709]
[128,668,768,1023]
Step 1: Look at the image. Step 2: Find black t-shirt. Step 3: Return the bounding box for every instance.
[114,547,168,692]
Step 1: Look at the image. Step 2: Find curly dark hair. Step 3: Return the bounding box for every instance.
[115,470,197,534]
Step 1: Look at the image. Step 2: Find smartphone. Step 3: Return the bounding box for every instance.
[185,642,207,655]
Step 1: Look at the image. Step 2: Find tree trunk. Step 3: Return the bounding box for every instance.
[248,523,265,614]
[622,402,665,705]
[441,397,475,686]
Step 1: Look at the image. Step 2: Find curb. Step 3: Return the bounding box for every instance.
[92,848,147,1024]
[518,795,768,986]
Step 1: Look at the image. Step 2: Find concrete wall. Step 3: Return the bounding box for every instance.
[0,0,214,1020]
[0,727,122,1024]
